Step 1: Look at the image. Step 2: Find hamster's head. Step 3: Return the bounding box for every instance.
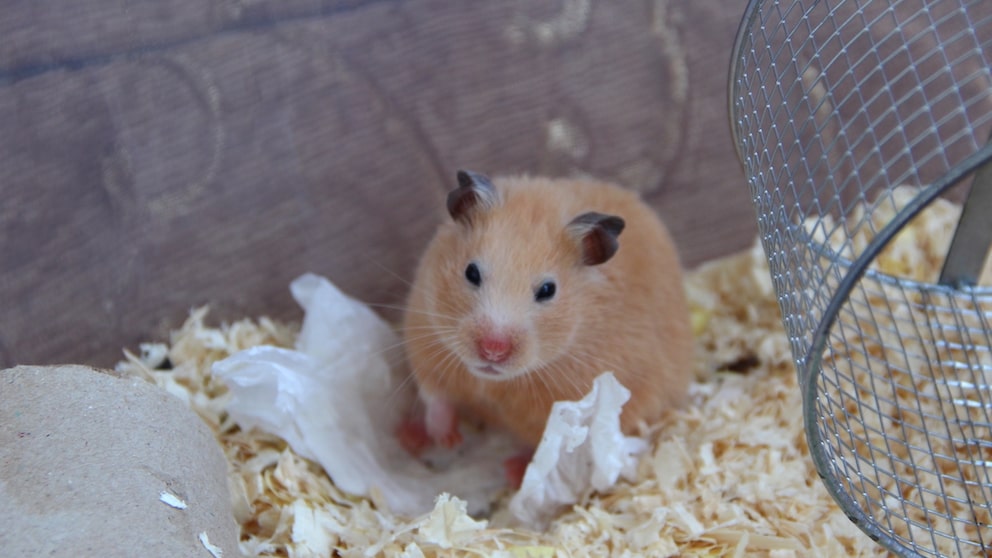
[419,170,625,382]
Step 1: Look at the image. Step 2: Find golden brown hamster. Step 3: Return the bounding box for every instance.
[401,170,693,479]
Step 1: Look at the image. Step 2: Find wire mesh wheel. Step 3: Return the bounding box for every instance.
[729,1,992,556]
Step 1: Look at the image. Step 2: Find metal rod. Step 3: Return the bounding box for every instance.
[939,137,992,288]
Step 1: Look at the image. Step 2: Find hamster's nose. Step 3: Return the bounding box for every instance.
[477,335,515,364]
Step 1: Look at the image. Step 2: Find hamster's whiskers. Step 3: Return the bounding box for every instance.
[524,365,556,407]
[434,345,466,387]
[360,255,417,290]
[562,347,626,378]
[373,329,445,360]
[385,333,463,408]
[391,305,459,323]
[385,368,419,406]
[418,334,460,363]
[540,358,588,400]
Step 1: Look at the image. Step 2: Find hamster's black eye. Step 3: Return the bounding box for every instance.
[465,263,482,286]
[535,281,556,302]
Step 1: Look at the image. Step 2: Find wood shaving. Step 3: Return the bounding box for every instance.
[200,531,224,558]
[117,188,983,556]
[160,490,188,510]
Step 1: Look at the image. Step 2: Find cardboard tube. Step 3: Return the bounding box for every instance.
[0,365,240,557]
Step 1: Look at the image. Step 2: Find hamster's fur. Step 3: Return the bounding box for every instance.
[403,171,693,449]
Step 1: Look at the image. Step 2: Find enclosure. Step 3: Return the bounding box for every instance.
[5,1,989,557]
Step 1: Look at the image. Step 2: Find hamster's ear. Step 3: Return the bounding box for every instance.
[448,170,498,224]
[567,212,626,266]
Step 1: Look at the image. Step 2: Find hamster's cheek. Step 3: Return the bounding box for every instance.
[449,313,477,364]
[532,302,578,363]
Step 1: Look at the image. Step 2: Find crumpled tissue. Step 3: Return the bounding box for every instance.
[212,273,647,524]
[510,375,649,526]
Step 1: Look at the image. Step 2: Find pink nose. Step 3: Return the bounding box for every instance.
[477,335,514,364]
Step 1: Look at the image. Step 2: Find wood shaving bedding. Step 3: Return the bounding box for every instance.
[118,187,982,557]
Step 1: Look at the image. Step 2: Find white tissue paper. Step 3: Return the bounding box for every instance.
[509,373,649,527]
[212,273,647,524]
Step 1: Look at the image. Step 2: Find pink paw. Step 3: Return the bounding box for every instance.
[503,449,534,490]
[395,416,431,457]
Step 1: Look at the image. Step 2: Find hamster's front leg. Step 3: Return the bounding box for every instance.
[422,390,463,449]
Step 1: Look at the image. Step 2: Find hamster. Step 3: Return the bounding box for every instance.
[400,170,693,479]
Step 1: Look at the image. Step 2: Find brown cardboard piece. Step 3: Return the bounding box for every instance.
[0,365,240,557]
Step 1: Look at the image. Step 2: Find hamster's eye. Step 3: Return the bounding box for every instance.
[465,263,482,287]
[535,281,556,302]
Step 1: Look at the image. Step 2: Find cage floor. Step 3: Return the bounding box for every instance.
[116,242,894,557]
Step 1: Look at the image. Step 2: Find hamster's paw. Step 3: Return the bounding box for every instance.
[503,449,534,490]
[395,415,431,457]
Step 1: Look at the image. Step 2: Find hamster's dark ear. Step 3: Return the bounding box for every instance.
[567,212,626,266]
[448,170,498,224]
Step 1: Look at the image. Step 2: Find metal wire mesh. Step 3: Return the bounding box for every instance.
[730,1,992,556]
